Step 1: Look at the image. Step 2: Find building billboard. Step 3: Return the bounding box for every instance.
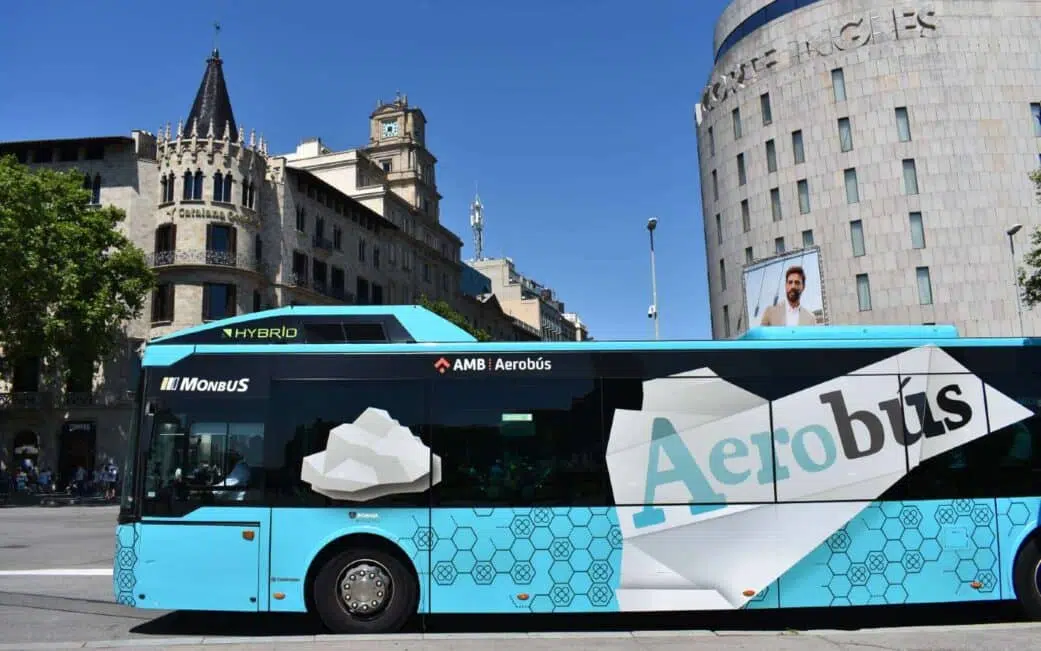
[741,247,827,331]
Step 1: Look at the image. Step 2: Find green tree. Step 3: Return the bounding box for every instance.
[0,154,156,388]
[1017,169,1041,307]
[416,294,492,341]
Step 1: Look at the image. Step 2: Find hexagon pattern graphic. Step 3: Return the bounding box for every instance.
[114,524,140,607]
[996,498,1041,598]
[425,507,623,613]
[778,499,1005,607]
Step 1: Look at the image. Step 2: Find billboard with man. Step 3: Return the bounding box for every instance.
[742,247,827,330]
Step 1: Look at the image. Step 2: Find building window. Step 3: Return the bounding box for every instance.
[737,153,747,186]
[253,290,262,312]
[333,226,343,250]
[213,172,233,203]
[856,274,872,311]
[715,213,723,245]
[802,231,814,249]
[722,305,731,337]
[850,220,866,257]
[295,207,306,231]
[745,246,754,263]
[151,283,174,323]
[358,239,367,263]
[909,212,926,249]
[775,237,785,254]
[206,223,236,265]
[895,107,912,142]
[831,68,846,102]
[792,130,805,164]
[183,170,203,201]
[241,179,256,208]
[154,223,176,258]
[719,259,726,291]
[844,168,860,204]
[770,187,782,221]
[838,117,854,152]
[732,107,742,139]
[1032,103,1041,137]
[711,170,719,201]
[202,283,237,321]
[381,160,392,172]
[81,174,101,205]
[707,126,715,156]
[760,93,772,125]
[902,158,920,195]
[797,179,811,214]
[765,139,777,173]
[741,200,750,232]
[916,266,933,305]
[159,173,175,204]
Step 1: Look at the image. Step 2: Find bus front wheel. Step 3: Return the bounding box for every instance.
[1013,536,1041,620]
[313,547,417,634]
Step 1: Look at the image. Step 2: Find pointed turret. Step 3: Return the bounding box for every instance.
[185,48,239,142]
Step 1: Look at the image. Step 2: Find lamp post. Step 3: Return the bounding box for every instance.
[647,217,660,340]
[1007,223,1025,336]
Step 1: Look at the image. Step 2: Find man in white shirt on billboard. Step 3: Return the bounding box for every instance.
[759,265,817,326]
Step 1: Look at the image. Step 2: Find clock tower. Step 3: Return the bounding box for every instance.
[365,92,441,222]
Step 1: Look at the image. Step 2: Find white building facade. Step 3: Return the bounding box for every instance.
[696,0,1041,338]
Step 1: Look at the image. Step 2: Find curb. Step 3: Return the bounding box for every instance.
[5,623,1041,650]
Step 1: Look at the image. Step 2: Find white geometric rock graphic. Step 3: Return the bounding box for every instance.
[301,407,441,501]
[605,345,1034,612]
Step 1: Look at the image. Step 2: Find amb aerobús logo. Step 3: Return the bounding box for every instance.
[159,377,251,393]
[433,356,552,374]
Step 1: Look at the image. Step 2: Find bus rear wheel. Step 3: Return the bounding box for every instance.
[1013,536,1041,620]
[313,547,416,634]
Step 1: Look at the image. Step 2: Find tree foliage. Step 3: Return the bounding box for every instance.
[1017,169,1041,308]
[416,294,492,341]
[0,154,156,384]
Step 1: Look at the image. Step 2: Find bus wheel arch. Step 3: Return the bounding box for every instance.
[1012,528,1041,620]
[305,533,419,634]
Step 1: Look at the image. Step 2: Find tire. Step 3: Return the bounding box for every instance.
[1012,536,1041,620]
[312,547,417,634]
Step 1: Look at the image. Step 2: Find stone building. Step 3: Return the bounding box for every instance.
[0,47,529,482]
[696,0,1041,338]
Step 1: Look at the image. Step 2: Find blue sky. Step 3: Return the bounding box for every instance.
[0,0,728,341]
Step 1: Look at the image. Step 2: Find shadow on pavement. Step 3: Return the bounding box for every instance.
[130,601,1027,637]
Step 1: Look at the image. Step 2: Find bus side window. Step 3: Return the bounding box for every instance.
[429,376,610,506]
[896,375,1041,501]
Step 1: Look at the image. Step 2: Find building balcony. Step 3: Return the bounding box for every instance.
[0,391,50,410]
[148,248,264,273]
[313,235,334,252]
[287,274,354,303]
[0,390,135,411]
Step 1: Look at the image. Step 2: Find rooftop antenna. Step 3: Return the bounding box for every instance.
[470,187,484,261]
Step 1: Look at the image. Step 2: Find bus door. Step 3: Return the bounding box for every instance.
[134,387,271,612]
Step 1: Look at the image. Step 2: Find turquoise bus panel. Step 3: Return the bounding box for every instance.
[119,508,271,612]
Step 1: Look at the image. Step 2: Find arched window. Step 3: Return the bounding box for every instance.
[192,170,204,200]
[222,173,234,202]
[213,171,224,202]
[165,172,176,203]
[182,170,194,200]
[160,176,169,205]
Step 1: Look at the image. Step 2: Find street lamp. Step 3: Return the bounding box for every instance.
[647,217,660,340]
[1007,223,1025,336]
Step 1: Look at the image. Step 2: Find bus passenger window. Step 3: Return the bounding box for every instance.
[429,377,610,506]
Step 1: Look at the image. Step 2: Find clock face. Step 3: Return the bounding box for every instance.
[382,120,399,137]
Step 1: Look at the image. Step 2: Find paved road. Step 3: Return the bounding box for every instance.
[2,506,1041,650]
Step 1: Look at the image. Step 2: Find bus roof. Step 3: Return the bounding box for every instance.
[139,305,1034,367]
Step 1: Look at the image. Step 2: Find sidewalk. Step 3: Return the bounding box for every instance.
[0,492,115,508]
[5,623,1041,651]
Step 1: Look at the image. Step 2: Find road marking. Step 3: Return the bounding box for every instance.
[0,568,112,577]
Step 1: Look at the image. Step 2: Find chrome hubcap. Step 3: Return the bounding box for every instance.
[338,560,392,617]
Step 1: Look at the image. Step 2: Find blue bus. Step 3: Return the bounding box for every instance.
[114,305,1041,634]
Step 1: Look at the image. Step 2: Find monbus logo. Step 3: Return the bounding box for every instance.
[221,325,299,340]
[159,377,251,393]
